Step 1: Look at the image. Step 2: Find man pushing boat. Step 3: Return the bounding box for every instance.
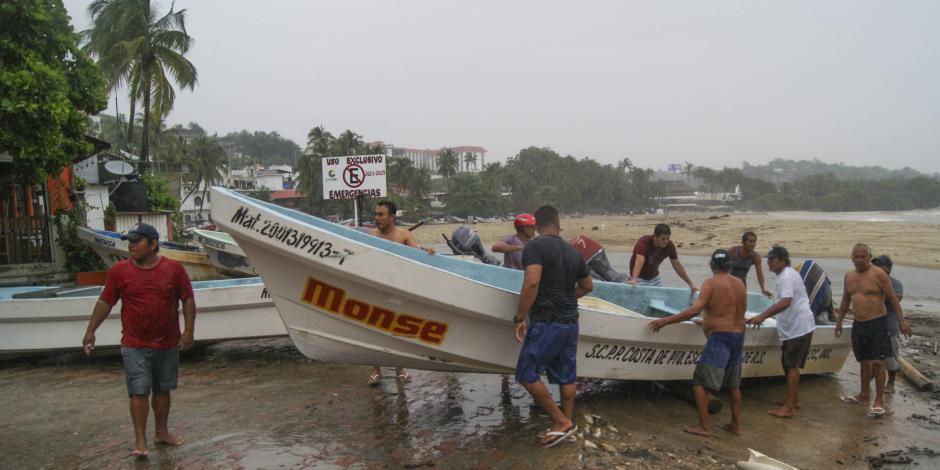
[367,200,435,385]
[513,205,593,447]
[649,249,746,437]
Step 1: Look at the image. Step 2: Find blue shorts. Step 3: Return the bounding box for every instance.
[121,347,179,396]
[692,332,744,392]
[515,321,579,385]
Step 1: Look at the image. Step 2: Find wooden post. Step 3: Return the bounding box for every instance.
[899,357,935,391]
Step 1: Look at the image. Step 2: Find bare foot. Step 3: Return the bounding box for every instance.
[155,432,184,446]
[773,399,800,409]
[683,425,712,437]
[718,423,740,435]
[768,406,794,418]
[885,383,895,394]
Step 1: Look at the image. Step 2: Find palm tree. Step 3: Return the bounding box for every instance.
[463,152,478,172]
[388,156,415,195]
[683,161,694,184]
[180,136,225,219]
[334,130,364,156]
[83,0,198,163]
[437,148,459,190]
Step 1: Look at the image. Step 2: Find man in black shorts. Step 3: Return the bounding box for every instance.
[747,245,816,418]
[835,244,911,416]
[513,205,593,448]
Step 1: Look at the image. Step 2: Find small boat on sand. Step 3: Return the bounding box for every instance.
[210,187,852,381]
[76,227,223,281]
[192,228,256,276]
[0,277,284,354]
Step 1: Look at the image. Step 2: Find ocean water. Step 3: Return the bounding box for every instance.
[760,208,940,225]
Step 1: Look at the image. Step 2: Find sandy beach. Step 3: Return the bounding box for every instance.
[414,211,940,269]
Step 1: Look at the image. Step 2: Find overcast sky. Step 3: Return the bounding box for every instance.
[63,0,940,173]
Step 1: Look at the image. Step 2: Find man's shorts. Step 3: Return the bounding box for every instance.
[121,347,179,396]
[692,332,745,393]
[851,316,892,362]
[883,334,901,372]
[636,275,662,287]
[781,331,813,370]
[515,321,579,385]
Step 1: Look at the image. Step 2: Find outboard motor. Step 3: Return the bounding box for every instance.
[444,225,501,266]
[570,235,628,282]
[797,259,835,324]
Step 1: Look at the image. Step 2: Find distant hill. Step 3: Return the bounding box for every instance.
[742,158,924,182]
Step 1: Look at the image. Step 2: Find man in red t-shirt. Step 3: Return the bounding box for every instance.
[628,224,697,293]
[82,223,196,458]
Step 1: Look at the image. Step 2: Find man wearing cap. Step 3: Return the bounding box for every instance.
[628,224,697,293]
[492,213,537,270]
[871,255,904,393]
[649,250,746,437]
[836,243,911,417]
[82,223,196,457]
[747,245,816,418]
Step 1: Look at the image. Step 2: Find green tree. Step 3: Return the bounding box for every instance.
[463,152,477,172]
[180,135,225,218]
[0,0,107,184]
[436,147,459,189]
[442,174,503,217]
[83,0,198,163]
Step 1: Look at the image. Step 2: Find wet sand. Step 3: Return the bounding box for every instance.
[414,212,940,269]
[2,313,938,470]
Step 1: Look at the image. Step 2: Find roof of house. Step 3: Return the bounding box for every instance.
[270,189,302,200]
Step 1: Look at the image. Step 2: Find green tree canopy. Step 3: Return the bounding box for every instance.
[0,0,107,184]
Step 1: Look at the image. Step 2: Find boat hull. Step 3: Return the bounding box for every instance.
[0,279,285,354]
[193,229,256,276]
[211,188,853,381]
[77,227,224,281]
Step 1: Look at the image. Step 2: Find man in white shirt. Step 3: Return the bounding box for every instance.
[747,245,816,418]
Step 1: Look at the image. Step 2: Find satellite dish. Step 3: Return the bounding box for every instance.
[104,160,134,175]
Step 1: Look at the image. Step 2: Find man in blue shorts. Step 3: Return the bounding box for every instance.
[649,249,747,437]
[513,205,593,448]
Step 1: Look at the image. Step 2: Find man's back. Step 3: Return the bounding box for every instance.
[522,234,589,323]
[701,273,746,336]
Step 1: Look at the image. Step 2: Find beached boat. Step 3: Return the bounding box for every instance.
[0,277,285,354]
[192,228,256,276]
[76,227,224,281]
[210,187,852,381]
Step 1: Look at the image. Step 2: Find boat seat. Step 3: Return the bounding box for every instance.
[648,299,682,316]
[578,296,646,318]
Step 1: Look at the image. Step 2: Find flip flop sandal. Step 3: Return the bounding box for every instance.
[396,373,412,383]
[541,425,578,448]
[538,429,577,442]
[868,406,887,417]
[368,373,381,386]
[840,395,867,405]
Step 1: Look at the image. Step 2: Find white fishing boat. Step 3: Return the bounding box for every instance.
[210,187,852,381]
[0,277,285,354]
[76,226,224,281]
[192,228,256,276]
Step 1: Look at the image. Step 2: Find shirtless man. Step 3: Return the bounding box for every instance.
[649,249,746,437]
[367,200,434,385]
[835,244,912,416]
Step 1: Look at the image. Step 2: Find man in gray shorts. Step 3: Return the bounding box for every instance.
[872,255,903,393]
[747,245,816,418]
[82,223,196,457]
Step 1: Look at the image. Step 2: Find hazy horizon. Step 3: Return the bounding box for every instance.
[63,0,940,174]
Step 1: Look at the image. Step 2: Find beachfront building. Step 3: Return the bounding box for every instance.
[388,145,487,174]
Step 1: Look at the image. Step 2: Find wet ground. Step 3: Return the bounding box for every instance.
[2,312,938,470]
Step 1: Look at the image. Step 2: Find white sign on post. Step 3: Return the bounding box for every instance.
[321,154,387,200]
